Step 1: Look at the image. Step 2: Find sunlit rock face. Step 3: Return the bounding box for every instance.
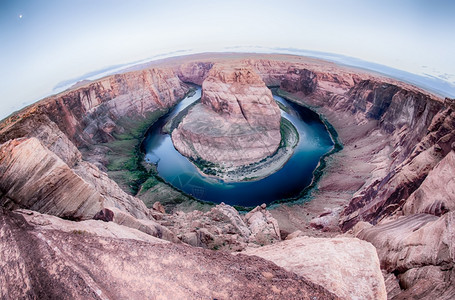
[172,64,281,167]
[242,236,387,300]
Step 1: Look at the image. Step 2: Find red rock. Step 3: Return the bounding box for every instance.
[0,138,104,220]
[172,64,281,168]
[0,208,338,300]
[355,212,455,299]
[152,201,166,214]
[402,151,455,216]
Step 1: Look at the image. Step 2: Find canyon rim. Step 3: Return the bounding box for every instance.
[1,52,454,299]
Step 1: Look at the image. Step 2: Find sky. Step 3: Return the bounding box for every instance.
[1,0,454,120]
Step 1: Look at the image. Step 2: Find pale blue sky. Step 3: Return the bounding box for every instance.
[1,0,454,119]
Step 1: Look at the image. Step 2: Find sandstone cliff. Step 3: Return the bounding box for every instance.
[354,212,455,299]
[1,68,189,148]
[172,64,281,168]
[340,103,453,230]
[268,60,453,299]
[178,61,214,85]
[1,53,453,299]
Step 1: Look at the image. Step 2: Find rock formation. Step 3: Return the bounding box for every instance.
[0,208,337,299]
[162,203,281,251]
[178,61,214,85]
[172,64,281,167]
[402,150,455,215]
[0,138,104,220]
[354,212,455,299]
[243,236,387,300]
[1,53,454,299]
[280,67,318,95]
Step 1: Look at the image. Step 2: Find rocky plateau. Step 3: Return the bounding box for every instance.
[1,52,454,299]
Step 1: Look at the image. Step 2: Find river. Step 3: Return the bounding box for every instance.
[141,87,334,207]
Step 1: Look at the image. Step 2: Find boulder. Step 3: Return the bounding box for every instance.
[242,236,387,300]
[152,201,166,214]
[245,205,281,244]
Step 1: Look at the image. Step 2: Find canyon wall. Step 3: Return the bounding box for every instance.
[1,68,189,148]
[262,61,453,299]
[0,67,192,237]
[1,53,453,299]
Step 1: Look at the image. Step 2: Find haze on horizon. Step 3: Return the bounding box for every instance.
[1,0,454,120]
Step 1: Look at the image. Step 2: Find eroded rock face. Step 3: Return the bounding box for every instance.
[0,138,104,220]
[172,65,281,167]
[340,106,454,230]
[46,68,189,147]
[0,209,338,300]
[402,151,455,216]
[178,61,214,85]
[0,137,154,222]
[1,68,189,149]
[281,67,318,95]
[242,236,387,300]
[0,114,82,167]
[162,203,281,251]
[355,212,455,299]
[72,161,151,220]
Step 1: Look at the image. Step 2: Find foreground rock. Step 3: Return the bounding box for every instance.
[402,150,455,215]
[0,137,149,218]
[0,209,338,300]
[355,212,455,299]
[172,64,281,169]
[0,138,104,220]
[0,137,181,243]
[242,236,386,300]
[162,203,281,251]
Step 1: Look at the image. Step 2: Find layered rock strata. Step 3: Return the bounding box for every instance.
[0,138,103,220]
[1,53,453,299]
[354,212,455,299]
[172,65,281,168]
[1,68,189,148]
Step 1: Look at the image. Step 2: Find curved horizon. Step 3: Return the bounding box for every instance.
[1,0,454,120]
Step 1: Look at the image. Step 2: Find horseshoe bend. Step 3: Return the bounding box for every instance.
[1,53,455,299]
[172,64,282,172]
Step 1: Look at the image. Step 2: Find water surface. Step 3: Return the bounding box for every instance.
[142,87,334,207]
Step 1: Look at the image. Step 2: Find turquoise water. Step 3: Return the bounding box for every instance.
[142,87,334,207]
